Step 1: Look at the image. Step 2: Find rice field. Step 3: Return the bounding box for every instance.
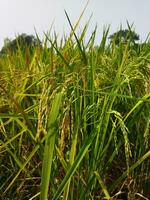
[0,14,150,200]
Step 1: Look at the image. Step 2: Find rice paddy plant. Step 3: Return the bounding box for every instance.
[0,11,150,200]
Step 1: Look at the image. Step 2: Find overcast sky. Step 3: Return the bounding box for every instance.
[0,0,150,48]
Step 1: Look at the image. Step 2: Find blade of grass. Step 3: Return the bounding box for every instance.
[64,10,88,65]
[110,150,150,192]
[94,171,111,200]
[52,129,97,200]
[4,143,39,193]
[44,33,70,68]
[63,85,80,200]
[65,0,90,45]
[0,129,26,151]
[40,92,62,200]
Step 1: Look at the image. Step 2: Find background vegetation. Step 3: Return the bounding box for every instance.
[0,15,150,200]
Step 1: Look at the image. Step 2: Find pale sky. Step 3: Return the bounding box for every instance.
[0,0,150,48]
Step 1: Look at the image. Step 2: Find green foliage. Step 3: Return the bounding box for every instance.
[0,33,41,56]
[0,18,150,200]
[109,29,139,46]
